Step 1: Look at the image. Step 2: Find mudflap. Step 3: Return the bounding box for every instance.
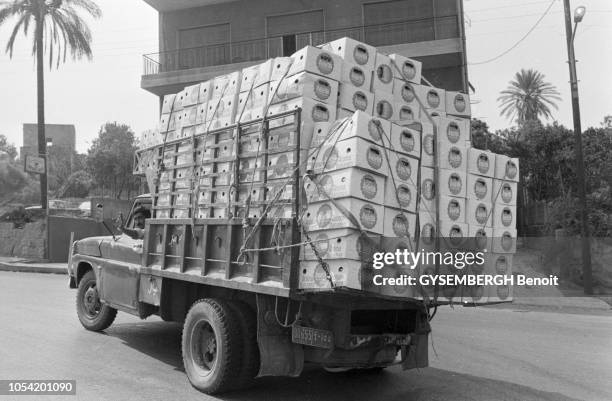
[256,294,304,377]
[401,311,431,370]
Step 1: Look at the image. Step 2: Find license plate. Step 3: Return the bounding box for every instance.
[292,325,334,349]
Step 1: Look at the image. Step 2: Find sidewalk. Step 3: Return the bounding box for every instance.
[0,256,67,274]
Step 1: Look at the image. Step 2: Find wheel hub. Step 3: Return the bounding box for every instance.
[83,286,100,316]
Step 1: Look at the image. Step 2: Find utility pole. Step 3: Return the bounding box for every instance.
[562,0,592,295]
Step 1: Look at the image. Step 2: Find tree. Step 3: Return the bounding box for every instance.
[0,0,101,209]
[0,134,18,161]
[86,122,138,199]
[498,69,561,125]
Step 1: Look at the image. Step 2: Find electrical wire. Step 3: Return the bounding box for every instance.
[468,0,557,66]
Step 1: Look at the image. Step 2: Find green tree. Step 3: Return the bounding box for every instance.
[0,134,18,161]
[0,0,101,209]
[498,69,561,125]
[86,122,138,199]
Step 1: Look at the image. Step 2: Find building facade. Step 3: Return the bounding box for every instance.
[21,123,76,158]
[142,0,468,98]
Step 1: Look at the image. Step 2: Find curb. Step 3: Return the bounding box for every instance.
[0,262,67,275]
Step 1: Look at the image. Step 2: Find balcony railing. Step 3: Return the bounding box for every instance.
[143,15,459,76]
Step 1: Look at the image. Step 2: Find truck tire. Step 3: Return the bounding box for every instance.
[182,299,243,394]
[76,270,117,331]
[228,301,260,389]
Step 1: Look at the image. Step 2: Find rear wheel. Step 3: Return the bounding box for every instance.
[181,299,243,394]
[228,301,260,389]
[76,270,117,331]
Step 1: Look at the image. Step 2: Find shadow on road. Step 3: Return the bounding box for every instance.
[104,320,581,401]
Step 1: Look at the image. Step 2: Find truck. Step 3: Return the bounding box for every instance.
[67,109,432,394]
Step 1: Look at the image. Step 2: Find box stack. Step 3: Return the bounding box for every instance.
[135,36,519,303]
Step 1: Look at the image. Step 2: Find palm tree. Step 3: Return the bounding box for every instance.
[498,69,561,125]
[0,0,101,209]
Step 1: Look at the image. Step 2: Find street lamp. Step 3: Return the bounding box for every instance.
[563,1,592,295]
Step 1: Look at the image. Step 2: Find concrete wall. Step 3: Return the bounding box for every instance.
[0,221,46,259]
[48,216,108,262]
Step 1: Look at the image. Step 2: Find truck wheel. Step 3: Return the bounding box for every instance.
[182,299,243,394]
[229,301,260,389]
[76,270,117,331]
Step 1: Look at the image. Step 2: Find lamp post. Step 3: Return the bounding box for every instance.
[563,1,592,295]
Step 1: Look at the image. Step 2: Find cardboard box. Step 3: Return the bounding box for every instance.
[299,259,364,290]
[304,168,385,204]
[434,116,470,146]
[495,155,520,182]
[301,228,380,260]
[183,83,201,107]
[419,212,437,249]
[420,121,435,167]
[438,142,468,171]
[161,94,177,114]
[308,136,389,176]
[338,62,372,90]
[373,91,395,120]
[372,52,394,93]
[211,71,241,99]
[270,57,294,81]
[419,167,436,214]
[468,225,493,251]
[467,174,493,202]
[492,228,517,253]
[322,37,377,70]
[440,195,466,223]
[439,169,467,198]
[493,179,518,205]
[159,113,171,133]
[236,83,269,123]
[385,181,417,212]
[390,123,421,158]
[310,120,345,148]
[383,208,417,239]
[393,80,419,105]
[417,84,446,113]
[380,234,417,253]
[445,91,471,117]
[336,108,354,120]
[466,199,493,227]
[303,198,384,234]
[181,105,198,128]
[388,152,419,187]
[266,151,296,180]
[395,103,419,124]
[439,220,468,248]
[467,148,496,177]
[288,46,342,81]
[337,83,374,114]
[205,94,238,128]
[485,253,513,275]
[196,102,208,125]
[240,59,273,92]
[389,54,422,83]
[493,203,516,229]
[486,283,513,303]
[198,80,212,104]
[269,72,339,105]
[314,110,391,148]
[376,265,420,299]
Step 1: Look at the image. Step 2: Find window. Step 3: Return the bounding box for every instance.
[177,23,231,68]
[266,10,324,57]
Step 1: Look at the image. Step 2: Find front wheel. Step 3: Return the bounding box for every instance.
[181,299,243,394]
[76,270,117,331]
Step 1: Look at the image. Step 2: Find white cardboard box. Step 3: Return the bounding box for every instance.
[299,259,363,290]
[236,83,269,123]
[303,198,384,234]
[310,110,391,149]
[420,121,435,167]
[434,116,470,146]
[161,94,177,114]
[393,80,419,107]
[388,152,420,187]
[468,225,493,251]
[338,62,372,90]
[308,136,389,176]
[385,181,418,212]
[337,83,374,114]
[383,208,417,239]
[495,155,520,182]
[288,46,343,81]
[372,52,394,93]
[467,148,496,177]
[269,72,339,105]
[467,174,493,202]
[205,93,238,128]
[394,103,419,125]
[389,53,422,83]
[301,228,380,260]
[270,57,294,81]
[439,220,469,248]
[492,228,517,253]
[211,71,241,100]
[493,203,516,229]
[417,84,446,113]
[492,179,518,205]
[322,37,377,70]
[439,142,468,171]
[419,212,437,249]
[445,91,471,117]
[440,195,466,223]
[466,199,493,227]
[419,167,436,214]
[304,168,385,204]
[439,169,467,198]
[390,123,421,158]
[198,80,212,104]
[373,91,395,120]
[240,59,273,92]
[182,83,201,107]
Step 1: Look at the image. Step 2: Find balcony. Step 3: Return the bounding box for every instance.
[143,16,461,76]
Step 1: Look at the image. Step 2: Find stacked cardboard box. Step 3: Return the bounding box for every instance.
[136,36,519,303]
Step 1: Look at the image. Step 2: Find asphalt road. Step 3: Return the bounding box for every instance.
[0,271,611,401]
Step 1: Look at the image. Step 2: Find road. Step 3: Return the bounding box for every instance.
[0,271,611,401]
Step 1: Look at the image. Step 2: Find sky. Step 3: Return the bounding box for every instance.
[0,0,610,154]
